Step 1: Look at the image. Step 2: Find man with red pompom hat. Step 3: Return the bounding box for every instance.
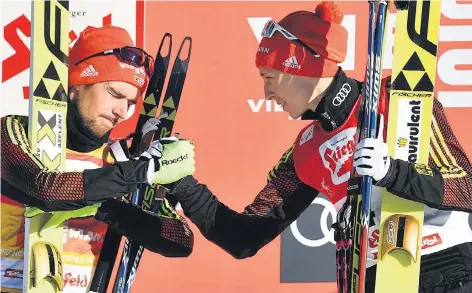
[161,1,472,292]
[1,25,196,292]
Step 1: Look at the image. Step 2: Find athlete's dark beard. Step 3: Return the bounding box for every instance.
[66,98,111,152]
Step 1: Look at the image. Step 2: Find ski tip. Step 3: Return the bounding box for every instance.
[157,33,173,59]
[177,36,192,62]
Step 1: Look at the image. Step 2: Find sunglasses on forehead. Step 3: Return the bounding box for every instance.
[261,20,321,58]
[75,46,155,76]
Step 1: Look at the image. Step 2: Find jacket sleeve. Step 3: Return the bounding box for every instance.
[168,144,320,259]
[1,115,148,211]
[378,99,472,212]
[95,198,193,257]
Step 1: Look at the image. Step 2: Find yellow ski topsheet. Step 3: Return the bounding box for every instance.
[24,1,69,292]
[375,1,441,292]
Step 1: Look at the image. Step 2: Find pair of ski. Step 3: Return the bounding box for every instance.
[333,0,442,293]
[89,34,192,293]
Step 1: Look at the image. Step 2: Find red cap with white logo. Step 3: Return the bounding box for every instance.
[255,1,348,78]
[69,25,149,92]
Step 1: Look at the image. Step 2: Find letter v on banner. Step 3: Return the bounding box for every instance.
[375,1,441,293]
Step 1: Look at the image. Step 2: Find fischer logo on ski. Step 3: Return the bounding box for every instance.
[392,92,432,98]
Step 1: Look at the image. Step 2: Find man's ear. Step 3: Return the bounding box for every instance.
[68,84,86,101]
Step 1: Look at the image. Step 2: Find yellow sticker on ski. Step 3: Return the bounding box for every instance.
[24,1,69,293]
[375,1,441,292]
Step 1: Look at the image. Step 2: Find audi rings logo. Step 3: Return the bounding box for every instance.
[332,83,352,106]
[290,197,337,247]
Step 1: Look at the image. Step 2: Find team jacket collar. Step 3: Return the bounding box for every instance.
[301,68,361,132]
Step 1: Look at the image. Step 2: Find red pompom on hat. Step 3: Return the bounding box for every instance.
[69,25,149,92]
[315,0,344,23]
[255,1,348,78]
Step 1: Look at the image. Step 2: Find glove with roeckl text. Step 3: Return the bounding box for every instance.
[138,136,196,185]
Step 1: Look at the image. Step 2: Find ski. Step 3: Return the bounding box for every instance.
[89,34,192,293]
[334,1,390,292]
[374,1,442,292]
[128,33,174,157]
[23,1,69,293]
[336,1,380,292]
[357,1,389,291]
[118,36,192,293]
[89,33,173,293]
[332,1,379,289]
[113,33,174,293]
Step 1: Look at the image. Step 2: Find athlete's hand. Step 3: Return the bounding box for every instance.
[353,114,391,182]
[138,136,196,185]
[24,205,99,236]
[134,114,168,155]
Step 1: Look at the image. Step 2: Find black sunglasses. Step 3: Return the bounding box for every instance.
[75,46,154,76]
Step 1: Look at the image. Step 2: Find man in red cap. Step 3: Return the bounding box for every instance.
[1,25,195,292]
[157,1,472,292]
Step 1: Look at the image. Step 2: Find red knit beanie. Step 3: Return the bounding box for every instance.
[255,1,348,77]
[69,25,149,92]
